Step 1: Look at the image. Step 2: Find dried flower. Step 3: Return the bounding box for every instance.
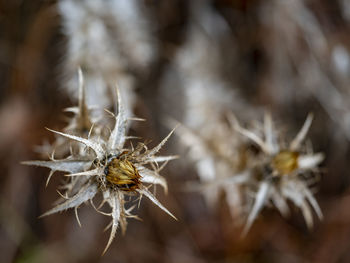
[174,111,324,234]
[230,113,324,234]
[24,87,177,254]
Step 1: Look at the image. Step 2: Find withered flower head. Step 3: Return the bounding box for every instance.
[24,85,177,254]
[230,113,324,234]
[173,112,324,235]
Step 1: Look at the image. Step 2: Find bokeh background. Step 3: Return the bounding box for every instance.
[2,0,350,262]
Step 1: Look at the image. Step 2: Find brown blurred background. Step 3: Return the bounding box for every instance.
[1,0,350,262]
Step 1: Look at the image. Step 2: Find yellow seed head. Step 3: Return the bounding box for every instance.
[272,150,299,175]
[105,158,141,191]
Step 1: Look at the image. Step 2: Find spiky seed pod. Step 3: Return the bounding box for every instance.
[104,154,141,191]
[24,88,177,254]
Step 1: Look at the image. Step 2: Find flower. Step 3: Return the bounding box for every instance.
[230,113,324,234]
[173,112,324,235]
[23,87,177,254]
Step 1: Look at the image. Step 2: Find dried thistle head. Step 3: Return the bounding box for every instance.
[230,113,324,233]
[174,111,324,234]
[24,87,177,255]
[104,152,142,191]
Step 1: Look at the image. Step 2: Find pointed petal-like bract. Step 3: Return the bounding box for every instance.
[298,153,324,170]
[65,168,101,177]
[139,167,168,193]
[102,192,121,255]
[144,128,176,159]
[243,181,270,235]
[40,183,98,218]
[303,185,323,220]
[62,176,90,197]
[290,113,313,151]
[281,179,320,228]
[22,160,90,173]
[108,88,128,151]
[141,155,179,164]
[47,129,105,159]
[264,113,279,155]
[137,187,177,220]
[301,201,314,228]
[228,113,269,154]
[270,186,290,217]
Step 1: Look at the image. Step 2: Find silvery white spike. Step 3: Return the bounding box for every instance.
[141,155,179,165]
[137,187,177,220]
[64,168,101,177]
[39,183,98,218]
[243,181,270,235]
[290,113,314,151]
[298,153,324,170]
[46,128,105,159]
[139,167,168,193]
[22,160,91,173]
[102,191,121,255]
[108,87,128,151]
[264,113,279,155]
[229,113,269,154]
[144,128,177,159]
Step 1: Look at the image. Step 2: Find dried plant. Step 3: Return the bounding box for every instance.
[175,112,324,234]
[230,113,324,234]
[23,85,177,254]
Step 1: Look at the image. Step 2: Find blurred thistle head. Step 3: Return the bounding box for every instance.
[229,113,324,234]
[173,112,324,235]
[23,77,178,255]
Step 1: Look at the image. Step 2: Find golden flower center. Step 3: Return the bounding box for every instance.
[105,158,141,191]
[272,150,299,175]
